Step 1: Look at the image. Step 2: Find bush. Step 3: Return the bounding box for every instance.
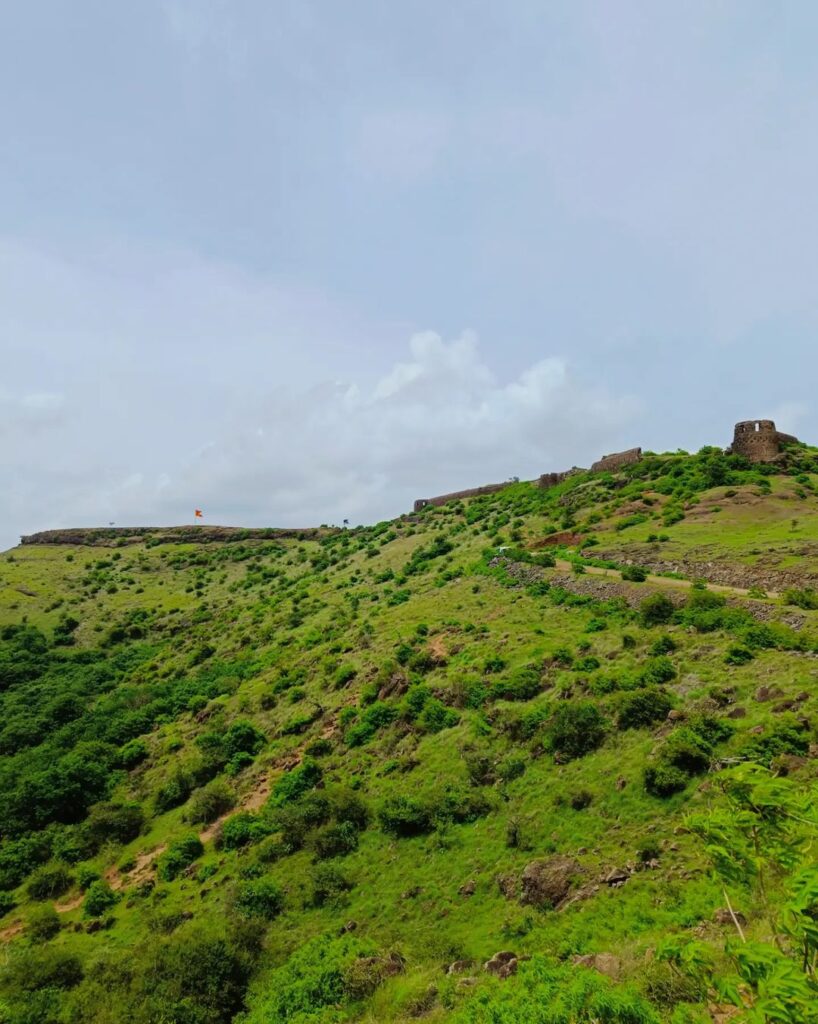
[2,948,83,992]
[782,587,818,610]
[621,565,648,582]
[217,811,273,851]
[118,738,148,769]
[185,780,235,825]
[84,801,144,847]
[417,698,459,733]
[26,864,73,901]
[154,770,192,813]
[82,879,118,918]
[27,904,61,941]
[233,877,283,920]
[269,759,322,806]
[310,863,353,906]
[313,821,360,860]
[158,834,204,881]
[649,635,677,655]
[0,890,15,916]
[640,594,675,626]
[490,666,541,702]
[641,656,676,686]
[617,688,674,730]
[725,645,754,666]
[223,720,266,758]
[378,796,435,837]
[545,701,607,760]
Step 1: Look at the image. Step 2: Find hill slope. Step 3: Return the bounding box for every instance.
[2,444,818,1023]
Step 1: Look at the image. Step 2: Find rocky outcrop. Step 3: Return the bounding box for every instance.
[520,857,581,909]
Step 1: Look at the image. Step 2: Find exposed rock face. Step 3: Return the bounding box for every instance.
[728,419,799,463]
[520,857,580,908]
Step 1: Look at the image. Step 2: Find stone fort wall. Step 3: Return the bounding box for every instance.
[729,420,799,463]
[590,448,643,474]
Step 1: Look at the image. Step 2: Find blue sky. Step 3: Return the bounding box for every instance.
[2,1,818,547]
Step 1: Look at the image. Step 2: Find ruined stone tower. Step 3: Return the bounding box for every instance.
[728,420,799,463]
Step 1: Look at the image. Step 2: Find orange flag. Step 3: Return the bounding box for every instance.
[194,509,203,518]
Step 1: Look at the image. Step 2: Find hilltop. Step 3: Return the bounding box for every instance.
[2,436,818,1023]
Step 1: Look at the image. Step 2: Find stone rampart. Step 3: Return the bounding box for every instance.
[413,482,510,512]
[590,448,643,474]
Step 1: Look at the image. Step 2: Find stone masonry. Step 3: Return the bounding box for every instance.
[728,420,799,463]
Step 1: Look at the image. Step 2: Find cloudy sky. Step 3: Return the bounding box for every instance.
[2,1,818,549]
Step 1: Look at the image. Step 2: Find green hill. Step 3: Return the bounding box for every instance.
[2,443,818,1024]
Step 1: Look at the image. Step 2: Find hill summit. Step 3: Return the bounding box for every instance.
[1,430,818,1024]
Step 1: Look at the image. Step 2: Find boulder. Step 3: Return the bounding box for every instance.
[713,908,746,927]
[446,960,474,976]
[571,953,622,979]
[458,879,477,897]
[520,857,580,908]
[484,951,518,978]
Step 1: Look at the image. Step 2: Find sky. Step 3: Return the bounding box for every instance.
[3,1,818,549]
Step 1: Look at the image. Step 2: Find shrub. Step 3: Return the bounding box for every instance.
[545,701,607,760]
[118,738,149,769]
[154,770,192,813]
[0,890,15,917]
[621,565,648,582]
[185,780,235,825]
[223,720,266,758]
[617,688,674,730]
[782,587,818,610]
[269,759,322,806]
[725,645,754,666]
[84,801,144,847]
[82,879,118,918]
[418,698,459,733]
[313,821,360,860]
[76,865,101,891]
[569,789,594,810]
[649,635,677,655]
[3,948,83,992]
[217,811,273,851]
[27,864,73,901]
[158,834,204,881]
[310,863,353,906]
[378,796,435,837]
[498,755,526,783]
[640,594,675,626]
[641,656,676,686]
[27,904,61,941]
[491,666,542,702]
[233,877,284,920]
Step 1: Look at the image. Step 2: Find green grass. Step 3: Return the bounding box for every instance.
[1,447,818,1022]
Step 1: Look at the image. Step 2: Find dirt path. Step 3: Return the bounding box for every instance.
[553,559,780,600]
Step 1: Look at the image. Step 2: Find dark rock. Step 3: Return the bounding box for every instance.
[446,960,474,976]
[458,880,477,897]
[603,866,630,886]
[520,857,581,908]
[714,908,747,927]
[484,951,518,978]
[726,706,746,719]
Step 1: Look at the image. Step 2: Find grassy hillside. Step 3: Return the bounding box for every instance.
[1,444,818,1024]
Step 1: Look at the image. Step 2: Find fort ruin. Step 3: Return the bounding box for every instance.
[727,420,799,464]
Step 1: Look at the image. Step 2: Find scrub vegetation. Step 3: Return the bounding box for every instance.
[1,443,818,1022]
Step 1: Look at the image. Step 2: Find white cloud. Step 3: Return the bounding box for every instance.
[96,330,639,529]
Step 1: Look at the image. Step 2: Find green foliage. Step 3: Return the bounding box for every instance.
[244,934,377,1023]
[450,956,660,1023]
[233,876,284,919]
[269,759,322,806]
[640,594,675,626]
[26,863,73,901]
[27,903,61,942]
[82,879,118,918]
[617,688,674,730]
[545,701,607,760]
[158,834,204,882]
